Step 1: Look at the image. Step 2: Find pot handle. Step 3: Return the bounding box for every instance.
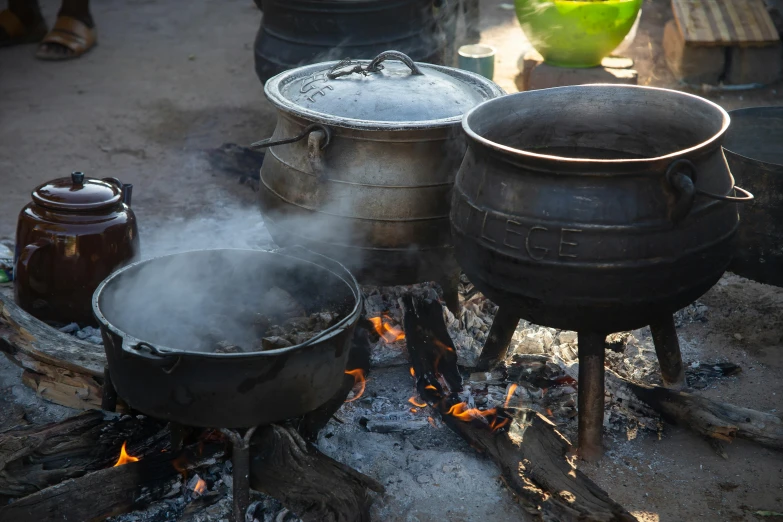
[130,341,182,374]
[327,50,423,79]
[15,239,51,289]
[666,159,755,223]
[249,123,332,151]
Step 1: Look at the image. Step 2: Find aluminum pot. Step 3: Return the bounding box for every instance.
[93,247,362,428]
[451,85,753,333]
[723,107,783,288]
[255,50,504,289]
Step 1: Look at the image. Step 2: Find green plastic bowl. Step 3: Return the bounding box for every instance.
[515,0,642,68]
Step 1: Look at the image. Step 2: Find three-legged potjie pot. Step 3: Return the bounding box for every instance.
[451,85,753,460]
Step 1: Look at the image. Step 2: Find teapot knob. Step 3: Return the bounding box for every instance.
[71,171,85,186]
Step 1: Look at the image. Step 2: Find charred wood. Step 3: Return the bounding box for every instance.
[250,424,384,522]
[0,410,168,497]
[0,441,225,522]
[604,369,783,451]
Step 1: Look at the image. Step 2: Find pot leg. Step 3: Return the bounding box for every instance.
[221,427,258,522]
[170,423,189,451]
[438,270,461,316]
[577,331,605,462]
[475,307,520,370]
[650,315,686,389]
[100,366,117,412]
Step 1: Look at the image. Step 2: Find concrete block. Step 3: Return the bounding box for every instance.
[663,20,725,85]
[516,50,636,91]
[726,43,783,85]
[527,63,637,91]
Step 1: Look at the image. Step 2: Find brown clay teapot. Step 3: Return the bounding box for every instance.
[14,171,140,325]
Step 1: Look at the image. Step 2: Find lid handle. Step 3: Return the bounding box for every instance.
[71,171,85,186]
[327,50,423,80]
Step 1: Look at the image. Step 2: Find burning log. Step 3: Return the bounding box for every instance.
[0,410,167,497]
[250,424,384,522]
[0,439,226,522]
[402,294,636,522]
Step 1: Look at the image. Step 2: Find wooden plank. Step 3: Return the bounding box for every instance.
[672,0,780,46]
[0,292,105,377]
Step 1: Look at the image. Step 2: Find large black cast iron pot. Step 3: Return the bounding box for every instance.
[723,106,783,288]
[93,247,362,428]
[254,0,447,84]
[451,84,752,333]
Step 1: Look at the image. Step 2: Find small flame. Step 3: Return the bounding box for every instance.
[546,408,554,417]
[369,314,405,343]
[193,478,207,495]
[345,369,366,403]
[113,441,140,467]
[445,402,510,432]
[410,367,415,377]
[504,384,518,408]
[425,385,437,391]
[410,408,418,413]
[408,396,427,408]
[427,416,439,429]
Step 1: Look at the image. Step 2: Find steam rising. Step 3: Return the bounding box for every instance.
[99,204,355,353]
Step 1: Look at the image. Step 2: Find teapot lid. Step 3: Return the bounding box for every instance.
[32,172,122,211]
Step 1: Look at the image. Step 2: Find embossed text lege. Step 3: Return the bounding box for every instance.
[479,212,582,261]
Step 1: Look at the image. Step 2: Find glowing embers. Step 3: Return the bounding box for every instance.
[368,313,405,343]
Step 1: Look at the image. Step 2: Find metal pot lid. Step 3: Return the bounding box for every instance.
[32,171,122,211]
[264,50,505,131]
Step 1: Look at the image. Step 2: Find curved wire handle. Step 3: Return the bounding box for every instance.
[667,159,754,203]
[327,50,423,79]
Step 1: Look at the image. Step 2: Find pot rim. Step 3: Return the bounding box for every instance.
[264,59,506,131]
[723,106,783,171]
[462,84,731,164]
[92,247,363,359]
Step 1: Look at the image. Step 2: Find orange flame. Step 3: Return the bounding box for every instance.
[504,384,518,408]
[113,441,140,467]
[193,478,207,495]
[445,402,509,432]
[546,408,554,417]
[425,385,437,391]
[427,416,439,429]
[410,367,415,377]
[344,369,366,403]
[410,408,418,413]
[409,396,427,408]
[369,314,405,343]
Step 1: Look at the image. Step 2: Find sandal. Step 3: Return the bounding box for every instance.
[0,9,48,48]
[35,15,96,61]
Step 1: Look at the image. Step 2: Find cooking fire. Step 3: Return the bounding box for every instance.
[1,8,782,521]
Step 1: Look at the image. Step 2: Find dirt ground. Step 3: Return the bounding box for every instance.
[1,1,782,521]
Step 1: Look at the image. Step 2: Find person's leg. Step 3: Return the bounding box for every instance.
[0,0,47,47]
[36,0,96,60]
[57,0,93,28]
